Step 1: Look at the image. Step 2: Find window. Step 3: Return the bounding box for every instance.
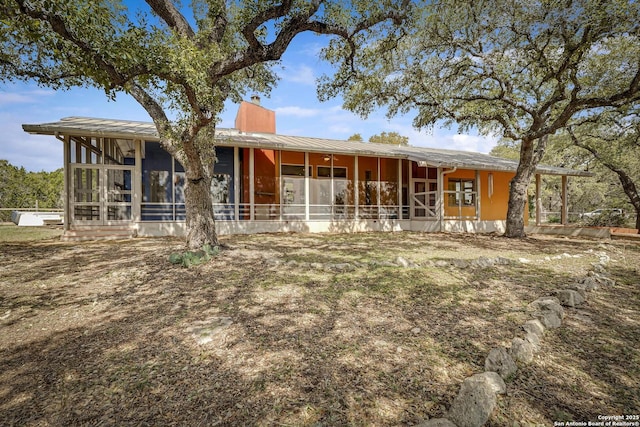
[281,164,308,206]
[448,179,475,206]
[211,173,230,203]
[281,164,310,177]
[148,171,169,203]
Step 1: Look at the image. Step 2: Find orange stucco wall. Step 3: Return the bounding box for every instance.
[444,169,528,223]
[479,170,513,221]
[444,170,476,218]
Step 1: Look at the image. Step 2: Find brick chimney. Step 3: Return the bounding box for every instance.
[234,96,276,134]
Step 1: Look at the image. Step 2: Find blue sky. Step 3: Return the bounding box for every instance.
[0,31,498,172]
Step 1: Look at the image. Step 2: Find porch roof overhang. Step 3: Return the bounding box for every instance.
[23,116,592,177]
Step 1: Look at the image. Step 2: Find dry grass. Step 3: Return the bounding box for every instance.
[0,232,638,426]
[0,223,63,242]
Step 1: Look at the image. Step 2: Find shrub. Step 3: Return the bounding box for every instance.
[169,244,220,267]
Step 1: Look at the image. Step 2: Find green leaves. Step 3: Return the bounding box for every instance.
[168,243,220,267]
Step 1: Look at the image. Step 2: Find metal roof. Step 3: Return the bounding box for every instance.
[22,116,591,177]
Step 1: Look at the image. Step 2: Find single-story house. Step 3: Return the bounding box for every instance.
[22,98,589,240]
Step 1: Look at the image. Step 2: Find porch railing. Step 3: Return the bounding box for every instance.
[140,203,406,221]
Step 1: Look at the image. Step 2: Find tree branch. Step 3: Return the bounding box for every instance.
[216,0,409,78]
[144,0,195,39]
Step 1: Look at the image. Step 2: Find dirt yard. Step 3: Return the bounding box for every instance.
[0,230,638,426]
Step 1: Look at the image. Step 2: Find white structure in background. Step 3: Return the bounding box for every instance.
[11,211,64,226]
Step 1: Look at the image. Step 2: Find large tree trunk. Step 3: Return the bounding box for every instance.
[178,129,220,250]
[504,168,533,237]
[505,137,545,238]
[184,174,219,249]
[613,169,640,232]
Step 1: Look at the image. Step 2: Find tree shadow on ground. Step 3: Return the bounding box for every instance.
[0,234,636,425]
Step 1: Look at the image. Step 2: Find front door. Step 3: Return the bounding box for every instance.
[71,165,134,225]
[411,180,438,219]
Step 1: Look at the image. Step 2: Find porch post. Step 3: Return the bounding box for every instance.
[408,160,413,219]
[354,155,359,219]
[277,150,282,221]
[377,157,381,220]
[476,170,481,220]
[249,148,255,221]
[304,151,310,221]
[535,173,541,226]
[397,158,402,219]
[561,175,568,225]
[437,167,444,231]
[234,146,240,221]
[329,153,334,219]
[63,135,71,231]
[133,139,142,223]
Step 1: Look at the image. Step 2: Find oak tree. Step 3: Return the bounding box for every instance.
[368,131,408,146]
[1,0,406,248]
[568,108,640,230]
[320,0,640,237]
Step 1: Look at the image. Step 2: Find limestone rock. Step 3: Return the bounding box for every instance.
[522,319,545,337]
[510,338,534,364]
[534,310,562,329]
[527,297,564,319]
[524,332,541,352]
[494,256,513,265]
[579,276,601,291]
[396,256,410,268]
[329,263,355,272]
[566,283,587,298]
[485,347,517,379]
[472,257,495,268]
[415,418,457,427]
[556,289,585,307]
[452,259,470,269]
[591,272,616,286]
[469,371,506,394]
[448,373,502,427]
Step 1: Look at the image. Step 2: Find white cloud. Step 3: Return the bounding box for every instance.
[327,124,354,134]
[281,64,316,85]
[296,41,325,58]
[274,105,322,118]
[0,89,56,105]
[0,112,63,171]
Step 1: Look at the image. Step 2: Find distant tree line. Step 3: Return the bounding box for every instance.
[0,160,64,222]
[348,131,409,146]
